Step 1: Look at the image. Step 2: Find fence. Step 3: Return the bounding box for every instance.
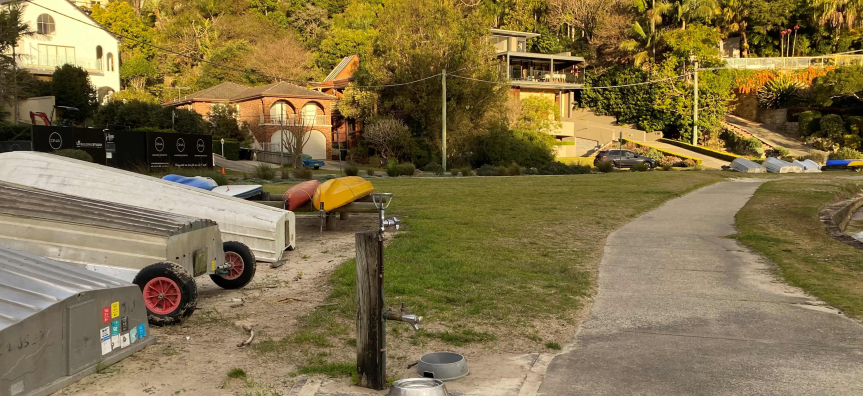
[259,114,329,126]
[724,55,863,70]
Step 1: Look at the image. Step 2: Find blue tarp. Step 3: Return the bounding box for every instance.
[162,174,218,191]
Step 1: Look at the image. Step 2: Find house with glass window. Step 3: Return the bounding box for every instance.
[4,0,121,102]
[164,81,338,160]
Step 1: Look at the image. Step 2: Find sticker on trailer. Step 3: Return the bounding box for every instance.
[111,301,120,318]
[121,316,129,332]
[130,327,138,344]
[111,319,121,348]
[100,327,110,341]
[102,307,111,323]
[121,333,131,348]
[137,323,146,338]
[211,260,216,271]
[101,338,112,355]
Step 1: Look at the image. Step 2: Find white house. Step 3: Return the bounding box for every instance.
[7,0,120,102]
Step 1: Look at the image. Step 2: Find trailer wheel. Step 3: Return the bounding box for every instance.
[134,262,198,326]
[211,241,257,289]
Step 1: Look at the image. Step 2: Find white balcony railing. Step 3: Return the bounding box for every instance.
[259,114,329,126]
[724,54,863,70]
[21,56,102,71]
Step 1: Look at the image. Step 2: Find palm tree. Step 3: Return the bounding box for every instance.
[620,0,672,66]
[0,3,35,123]
[722,0,749,58]
[809,0,863,48]
[675,0,720,30]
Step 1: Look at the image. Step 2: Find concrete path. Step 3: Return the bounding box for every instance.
[641,140,730,169]
[540,181,863,396]
[725,115,826,157]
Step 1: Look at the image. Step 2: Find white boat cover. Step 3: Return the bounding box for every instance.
[764,157,802,173]
[0,152,295,262]
[792,159,822,173]
[730,157,767,173]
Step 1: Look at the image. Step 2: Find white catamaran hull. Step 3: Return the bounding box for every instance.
[0,152,296,261]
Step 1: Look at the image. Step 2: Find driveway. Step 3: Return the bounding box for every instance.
[725,115,826,157]
[540,181,863,395]
[641,140,730,169]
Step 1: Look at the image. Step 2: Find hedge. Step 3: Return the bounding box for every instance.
[553,141,575,146]
[658,138,740,162]
[620,139,703,165]
[214,138,240,160]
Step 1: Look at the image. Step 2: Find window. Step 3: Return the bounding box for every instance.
[37,44,75,67]
[37,14,55,35]
[301,102,320,125]
[106,53,114,71]
[96,45,103,70]
[269,101,293,123]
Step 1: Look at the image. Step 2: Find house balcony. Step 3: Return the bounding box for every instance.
[499,52,586,89]
[19,56,102,74]
[259,114,330,127]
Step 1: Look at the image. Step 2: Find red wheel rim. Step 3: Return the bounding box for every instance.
[143,277,181,315]
[221,252,245,280]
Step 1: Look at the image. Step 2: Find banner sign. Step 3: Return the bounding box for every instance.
[31,126,107,164]
[146,132,212,169]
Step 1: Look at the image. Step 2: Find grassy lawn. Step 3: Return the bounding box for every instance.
[735,177,863,318]
[257,171,726,369]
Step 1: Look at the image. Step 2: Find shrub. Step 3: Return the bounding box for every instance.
[682,158,697,168]
[386,162,416,177]
[846,116,863,136]
[829,147,863,160]
[368,155,383,168]
[253,163,276,180]
[622,141,639,151]
[596,159,615,173]
[501,162,523,176]
[799,151,826,164]
[538,161,591,175]
[423,162,444,175]
[450,168,459,176]
[660,163,674,171]
[52,149,93,162]
[658,156,682,168]
[345,165,359,176]
[476,164,498,176]
[468,125,555,168]
[768,146,790,158]
[797,111,821,137]
[291,168,313,180]
[632,162,650,172]
[757,76,804,109]
[641,148,665,161]
[804,136,836,151]
[214,138,240,160]
[459,167,472,177]
[820,114,847,141]
[386,163,400,177]
[843,134,862,150]
[366,169,376,177]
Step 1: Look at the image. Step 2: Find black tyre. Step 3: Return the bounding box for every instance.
[313,166,320,170]
[210,241,257,289]
[134,262,198,326]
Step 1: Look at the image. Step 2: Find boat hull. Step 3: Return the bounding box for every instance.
[284,180,321,211]
[313,177,374,212]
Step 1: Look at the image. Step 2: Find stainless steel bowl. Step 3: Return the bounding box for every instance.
[417,352,469,381]
[387,378,448,396]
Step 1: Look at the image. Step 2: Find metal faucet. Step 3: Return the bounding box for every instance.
[384,311,423,331]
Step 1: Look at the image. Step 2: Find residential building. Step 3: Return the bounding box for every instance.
[5,0,121,102]
[318,54,362,155]
[164,81,338,160]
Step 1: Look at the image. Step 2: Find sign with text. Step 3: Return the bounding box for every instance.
[31,126,107,164]
[146,132,212,170]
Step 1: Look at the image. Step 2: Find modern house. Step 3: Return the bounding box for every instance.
[491,29,588,155]
[5,0,121,102]
[164,81,338,160]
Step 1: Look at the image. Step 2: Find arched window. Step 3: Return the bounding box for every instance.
[37,14,55,35]
[96,46,103,70]
[301,102,322,125]
[269,101,294,124]
[106,53,114,71]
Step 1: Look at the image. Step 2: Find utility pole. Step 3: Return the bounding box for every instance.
[12,45,18,124]
[692,59,699,146]
[441,69,447,172]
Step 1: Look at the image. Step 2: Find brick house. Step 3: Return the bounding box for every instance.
[317,55,362,153]
[164,81,338,160]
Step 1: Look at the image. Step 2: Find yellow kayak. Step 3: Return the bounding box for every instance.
[312,176,374,211]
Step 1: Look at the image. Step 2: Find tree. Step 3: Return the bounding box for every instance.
[0,3,34,121]
[363,118,411,161]
[811,66,863,106]
[620,0,672,66]
[674,0,720,30]
[721,0,750,57]
[91,2,154,59]
[120,54,159,90]
[809,0,863,47]
[51,65,98,122]
[280,114,316,168]
[512,96,561,141]
[209,104,251,142]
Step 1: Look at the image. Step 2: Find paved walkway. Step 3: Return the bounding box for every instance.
[725,115,826,157]
[641,140,730,169]
[540,181,863,396]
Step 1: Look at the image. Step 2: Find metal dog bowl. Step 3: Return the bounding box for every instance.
[417,352,469,381]
[388,378,448,396]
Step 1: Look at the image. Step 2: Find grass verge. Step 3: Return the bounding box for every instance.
[734,178,863,318]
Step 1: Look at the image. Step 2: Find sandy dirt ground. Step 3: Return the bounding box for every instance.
[57,214,380,396]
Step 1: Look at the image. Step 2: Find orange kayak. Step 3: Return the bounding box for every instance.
[283,180,321,211]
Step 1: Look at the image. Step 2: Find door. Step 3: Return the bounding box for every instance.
[622,151,638,167]
[304,130,327,160]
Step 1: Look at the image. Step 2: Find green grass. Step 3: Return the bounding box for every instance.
[227,368,247,379]
[544,341,562,350]
[734,178,863,318]
[261,172,724,357]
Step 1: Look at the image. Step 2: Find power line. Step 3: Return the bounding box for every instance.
[446,72,691,89]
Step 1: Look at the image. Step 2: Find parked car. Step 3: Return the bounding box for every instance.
[594,149,656,169]
[302,153,324,170]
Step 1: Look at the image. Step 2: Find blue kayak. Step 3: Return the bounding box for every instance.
[825,159,863,167]
[162,174,218,191]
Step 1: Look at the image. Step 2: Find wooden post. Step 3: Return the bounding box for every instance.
[325,213,337,231]
[355,231,385,390]
[340,212,349,220]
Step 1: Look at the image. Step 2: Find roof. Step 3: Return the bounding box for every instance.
[324,55,357,82]
[0,181,216,237]
[165,81,335,106]
[0,245,128,330]
[164,82,248,105]
[500,51,586,63]
[490,28,540,39]
[231,81,337,101]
